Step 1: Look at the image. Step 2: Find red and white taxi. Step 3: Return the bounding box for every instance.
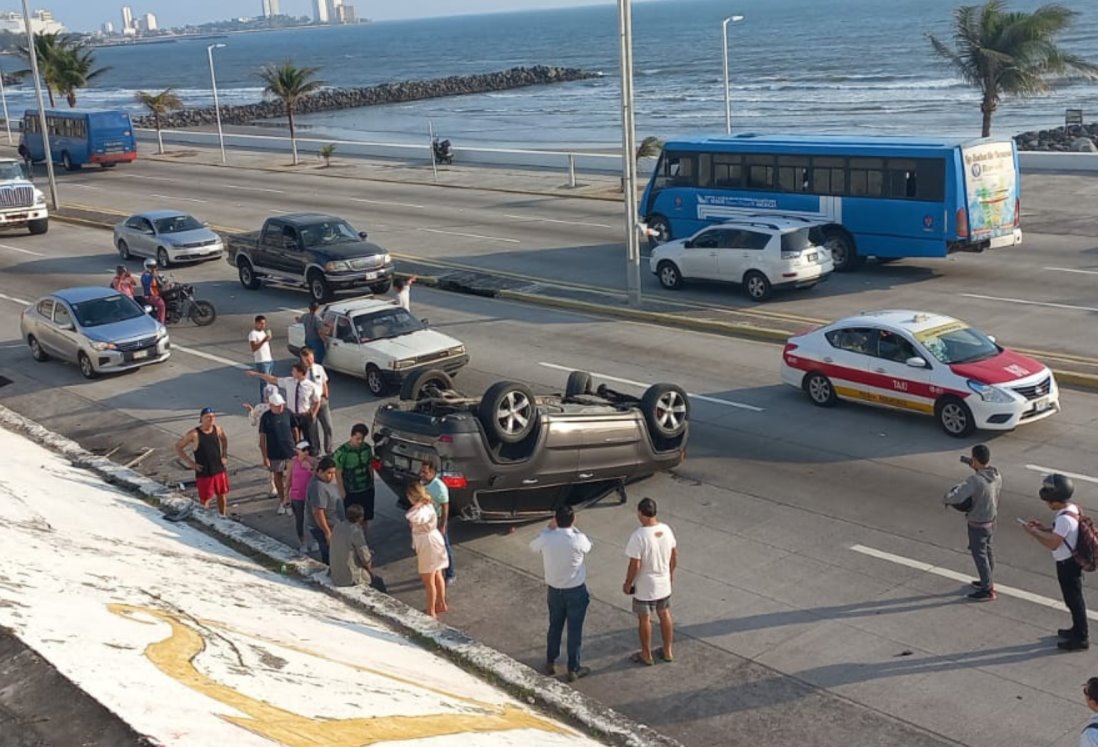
[780,310,1059,437]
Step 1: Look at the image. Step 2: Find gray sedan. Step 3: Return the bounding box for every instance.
[20,287,170,379]
[114,210,223,267]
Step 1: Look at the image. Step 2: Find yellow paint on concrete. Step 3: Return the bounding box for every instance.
[109,604,571,746]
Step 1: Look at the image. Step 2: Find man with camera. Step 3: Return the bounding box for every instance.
[943,444,1002,601]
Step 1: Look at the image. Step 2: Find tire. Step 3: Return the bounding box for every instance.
[936,396,976,438]
[371,279,392,295]
[646,215,671,247]
[640,383,689,441]
[100,163,117,169]
[480,381,539,444]
[61,151,79,171]
[238,259,261,290]
[156,247,171,269]
[657,261,683,290]
[189,300,216,326]
[804,372,837,407]
[308,272,332,303]
[743,270,772,302]
[117,239,130,260]
[824,228,861,272]
[28,335,48,362]
[565,370,592,399]
[364,364,387,397]
[27,218,47,235]
[398,368,453,401]
[78,352,97,379]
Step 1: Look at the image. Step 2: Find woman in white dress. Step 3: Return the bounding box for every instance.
[405,482,449,617]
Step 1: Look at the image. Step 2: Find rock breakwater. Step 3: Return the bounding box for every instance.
[1014,123,1098,152]
[134,65,598,130]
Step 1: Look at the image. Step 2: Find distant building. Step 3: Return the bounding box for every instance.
[336,4,356,23]
[0,9,65,34]
[141,12,156,31]
[121,5,133,32]
[101,21,114,34]
[262,0,281,17]
[312,0,329,24]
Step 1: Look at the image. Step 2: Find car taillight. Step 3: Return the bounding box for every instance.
[441,472,467,489]
[956,207,969,238]
[437,434,453,443]
[783,342,799,355]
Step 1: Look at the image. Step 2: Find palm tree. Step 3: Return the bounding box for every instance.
[256,61,324,165]
[15,33,110,109]
[16,32,72,107]
[55,47,111,108]
[136,88,183,154]
[319,143,336,167]
[928,1,1098,137]
[636,136,663,165]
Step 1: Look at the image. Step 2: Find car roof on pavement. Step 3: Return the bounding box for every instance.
[835,309,961,333]
[322,296,399,315]
[50,287,124,304]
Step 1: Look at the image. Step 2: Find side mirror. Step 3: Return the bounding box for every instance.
[60,322,75,331]
[905,356,928,369]
[358,231,369,240]
[683,240,693,249]
[420,318,430,326]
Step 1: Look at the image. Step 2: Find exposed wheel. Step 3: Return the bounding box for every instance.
[804,372,837,407]
[824,228,861,272]
[657,261,683,290]
[398,368,453,401]
[117,239,131,259]
[189,300,216,326]
[156,247,171,269]
[743,271,772,302]
[641,383,689,441]
[936,396,975,438]
[27,218,47,235]
[646,215,671,247]
[480,381,539,444]
[364,364,387,397]
[62,151,79,171]
[371,279,392,295]
[78,352,97,379]
[565,370,592,399]
[238,259,261,290]
[100,163,117,169]
[28,335,48,362]
[308,272,332,303]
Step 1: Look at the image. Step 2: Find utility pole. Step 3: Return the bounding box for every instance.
[618,0,641,307]
[21,0,58,209]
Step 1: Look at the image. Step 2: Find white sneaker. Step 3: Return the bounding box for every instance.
[276,505,287,516]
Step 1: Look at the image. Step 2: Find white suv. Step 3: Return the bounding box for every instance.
[649,218,833,301]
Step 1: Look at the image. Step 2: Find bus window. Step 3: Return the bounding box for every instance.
[777,156,810,193]
[712,154,743,189]
[745,155,775,190]
[812,157,845,195]
[848,157,884,197]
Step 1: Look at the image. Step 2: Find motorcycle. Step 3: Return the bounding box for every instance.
[139,276,217,327]
[432,137,454,165]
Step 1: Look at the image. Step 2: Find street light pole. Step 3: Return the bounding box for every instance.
[722,15,744,135]
[618,0,641,307]
[21,0,58,209]
[207,43,227,164]
[0,65,11,145]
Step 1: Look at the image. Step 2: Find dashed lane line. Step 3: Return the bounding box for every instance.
[0,243,44,257]
[149,193,208,204]
[503,214,614,229]
[1024,464,1098,486]
[1044,267,1098,276]
[350,197,426,209]
[962,293,1098,314]
[538,361,764,412]
[0,291,30,305]
[851,544,1098,621]
[170,344,250,370]
[417,227,521,244]
[224,184,286,194]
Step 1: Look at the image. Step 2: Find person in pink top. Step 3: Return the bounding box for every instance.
[111,265,137,299]
[285,440,316,553]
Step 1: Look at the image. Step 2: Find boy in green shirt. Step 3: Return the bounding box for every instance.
[333,423,375,531]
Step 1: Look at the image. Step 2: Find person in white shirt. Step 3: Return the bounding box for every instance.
[1023,473,1088,651]
[1080,677,1098,747]
[300,346,333,454]
[530,506,592,682]
[247,362,322,452]
[623,497,677,666]
[247,315,274,401]
[393,275,416,311]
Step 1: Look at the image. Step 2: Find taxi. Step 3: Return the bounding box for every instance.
[780,310,1059,437]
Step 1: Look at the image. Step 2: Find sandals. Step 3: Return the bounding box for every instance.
[631,651,655,666]
[657,647,674,663]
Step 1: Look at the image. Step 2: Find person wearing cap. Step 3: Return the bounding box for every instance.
[140,258,166,324]
[174,407,230,517]
[248,362,321,450]
[110,265,136,299]
[258,392,296,514]
[285,439,316,552]
[1023,473,1088,651]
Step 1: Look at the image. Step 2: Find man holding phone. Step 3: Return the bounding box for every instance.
[943,444,1002,601]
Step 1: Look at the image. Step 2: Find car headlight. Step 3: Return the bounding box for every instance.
[966,379,1015,404]
[449,344,465,356]
[381,253,392,265]
[156,326,168,339]
[391,358,417,370]
[325,260,351,272]
[90,341,117,351]
[33,190,45,206]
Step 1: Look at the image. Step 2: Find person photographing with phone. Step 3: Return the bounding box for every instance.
[943,444,1001,601]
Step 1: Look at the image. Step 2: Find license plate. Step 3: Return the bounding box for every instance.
[364,271,378,280]
[807,252,817,262]
[132,349,149,360]
[1033,397,1050,412]
[392,455,410,471]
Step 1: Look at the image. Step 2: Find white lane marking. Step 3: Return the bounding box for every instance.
[0,291,30,305]
[0,243,44,257]
[350,197,426,209]
[121,174,175,182]
[851,544,1098,621]
[503,213,613,229]
[1024,464,1098,486]
[172,344,249,370]
[224,184,285,194]
[538,361,764,412]
[65,183,95,189]
[278,306,306,315]
[418,227,520,244]
[149,193,208,204]
[1044,266,1098,276]
[961,293,1098,314]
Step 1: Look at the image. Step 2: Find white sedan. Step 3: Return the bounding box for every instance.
[114,210,223,268]
[780,310,1059,437]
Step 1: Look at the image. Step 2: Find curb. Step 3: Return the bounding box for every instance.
[0,404,679,747]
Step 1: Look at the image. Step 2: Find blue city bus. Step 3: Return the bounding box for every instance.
[20,109,138,171]
[640,134,1022,270]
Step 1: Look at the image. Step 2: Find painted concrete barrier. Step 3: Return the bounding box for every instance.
[1018,151,1098,172]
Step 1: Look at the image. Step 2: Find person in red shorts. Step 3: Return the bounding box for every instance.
[175,407,230,516]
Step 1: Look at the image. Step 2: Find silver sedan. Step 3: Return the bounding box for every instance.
[114,210,223,267]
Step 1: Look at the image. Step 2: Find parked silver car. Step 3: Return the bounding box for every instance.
[114,210,223,267]
[20,287,170,379]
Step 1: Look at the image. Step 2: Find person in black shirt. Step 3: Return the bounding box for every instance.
[259,393,297,512]
[175,407,230,516]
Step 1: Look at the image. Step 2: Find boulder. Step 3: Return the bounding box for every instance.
[1068,136,1098,153]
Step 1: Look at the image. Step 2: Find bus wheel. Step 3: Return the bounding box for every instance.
[61,152,80,171]
[824,229,861,272]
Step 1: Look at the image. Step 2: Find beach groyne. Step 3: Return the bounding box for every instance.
[1015,123,1098,152]
[134,65,598,129]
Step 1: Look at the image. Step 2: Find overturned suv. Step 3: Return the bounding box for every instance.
[372,369,690,523]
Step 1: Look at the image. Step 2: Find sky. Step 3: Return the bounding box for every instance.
[22,0,611,33]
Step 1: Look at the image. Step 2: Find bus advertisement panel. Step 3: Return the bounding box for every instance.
[961,141,1019,242]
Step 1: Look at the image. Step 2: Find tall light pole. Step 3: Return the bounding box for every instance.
[207,43,227,164]
[0,64,11,145]
[722,14,744,135]
[618,0,641,307]
[21,0,58,209]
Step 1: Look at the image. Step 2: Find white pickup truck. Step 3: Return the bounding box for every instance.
[0,158,47,235]
[287,296,468,396]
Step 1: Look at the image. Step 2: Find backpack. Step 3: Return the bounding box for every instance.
[1061,507,1098,573]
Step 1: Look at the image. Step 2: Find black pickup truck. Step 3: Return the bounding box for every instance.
[225,213,395,303]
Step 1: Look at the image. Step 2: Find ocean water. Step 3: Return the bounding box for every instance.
[0,0,1095,149]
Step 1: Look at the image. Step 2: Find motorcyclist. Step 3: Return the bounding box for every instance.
[140,258,167,324]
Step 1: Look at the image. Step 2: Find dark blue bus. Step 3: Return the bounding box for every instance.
[20,109,138,171]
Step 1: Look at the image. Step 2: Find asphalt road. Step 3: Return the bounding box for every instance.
[45,154,1098,365]
[1,215,1097,746]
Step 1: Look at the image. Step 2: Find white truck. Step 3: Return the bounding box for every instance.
[0,158,47,235]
